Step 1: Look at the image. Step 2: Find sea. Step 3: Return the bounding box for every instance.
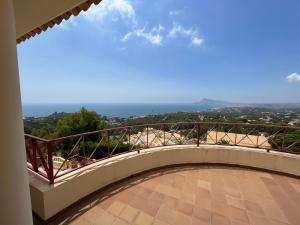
[22,103,212,118]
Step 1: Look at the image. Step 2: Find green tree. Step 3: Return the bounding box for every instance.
[269,131,300,153]
[31,128,52,139]
[54,108,104,157]
[55,107,104,137]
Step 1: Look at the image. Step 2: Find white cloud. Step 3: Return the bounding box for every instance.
[168,23,204,47]
[151,24,165,33]
[122,23,204,47]
[169,10,181,16]
[81,1,204,48]
[287,73,300,83]
[168,24,195,38]
[191,36,204,46]
[83,0,136,25]
[122,25,164,45]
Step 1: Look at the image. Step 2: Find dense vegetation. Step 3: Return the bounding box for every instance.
[24,107,300,154]
[24,112,68,138]
[25,108,130,159]
[270,131,300,153]
[55,108,104,137]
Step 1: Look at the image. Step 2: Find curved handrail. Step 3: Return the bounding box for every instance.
[24,121,300,184]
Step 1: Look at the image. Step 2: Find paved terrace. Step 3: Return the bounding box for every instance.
[35,166,300,225]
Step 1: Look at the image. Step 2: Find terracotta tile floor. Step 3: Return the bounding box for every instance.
[35,166,300,225]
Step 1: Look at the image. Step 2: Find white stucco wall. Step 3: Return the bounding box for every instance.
[29,145,300,220]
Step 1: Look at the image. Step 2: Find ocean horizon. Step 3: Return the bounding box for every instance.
[22,103,211,118]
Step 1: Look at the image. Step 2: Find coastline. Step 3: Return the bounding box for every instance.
[22,103,210,118]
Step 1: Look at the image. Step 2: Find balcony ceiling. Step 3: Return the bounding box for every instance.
[13,0,102,43]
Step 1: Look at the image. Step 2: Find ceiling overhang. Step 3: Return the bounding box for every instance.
[14,0,102,43]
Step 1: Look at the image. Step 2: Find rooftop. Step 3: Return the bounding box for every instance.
[35,166,300,225]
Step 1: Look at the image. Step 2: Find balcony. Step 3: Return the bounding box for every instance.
[25,122,300,224]
[33,165,300,225]
[25,122,300,184]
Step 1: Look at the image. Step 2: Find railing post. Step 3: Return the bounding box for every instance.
[107,130,110,157]
[31,139,38,172]
[263,126,270,153]
[266,127,270,152]
[234,125,237,146]
[146,125,149,148]
[128,127,131,150]
[215,124,218,144]
[163,125,166,146]
[256,125,260,148]
[196,123,200,147]
[46,141,54,184]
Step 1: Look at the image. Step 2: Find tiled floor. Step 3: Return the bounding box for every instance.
[37,166,300,225]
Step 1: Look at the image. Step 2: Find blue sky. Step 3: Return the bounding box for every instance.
[17,0,300,104]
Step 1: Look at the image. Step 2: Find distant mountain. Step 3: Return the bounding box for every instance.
[194,98,300,109]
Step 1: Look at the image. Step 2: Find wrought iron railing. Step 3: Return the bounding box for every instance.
[24,122,300,184]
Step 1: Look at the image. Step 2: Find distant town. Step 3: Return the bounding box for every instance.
[24,105,300,136]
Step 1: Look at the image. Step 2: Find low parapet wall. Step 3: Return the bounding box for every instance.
[29,145,300,221]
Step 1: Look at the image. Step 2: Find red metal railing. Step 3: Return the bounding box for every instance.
[24,122,300,184]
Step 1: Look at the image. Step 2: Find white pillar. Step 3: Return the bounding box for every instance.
[0,1,33,225]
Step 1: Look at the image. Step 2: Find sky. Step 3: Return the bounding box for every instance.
[17,0,300,104]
